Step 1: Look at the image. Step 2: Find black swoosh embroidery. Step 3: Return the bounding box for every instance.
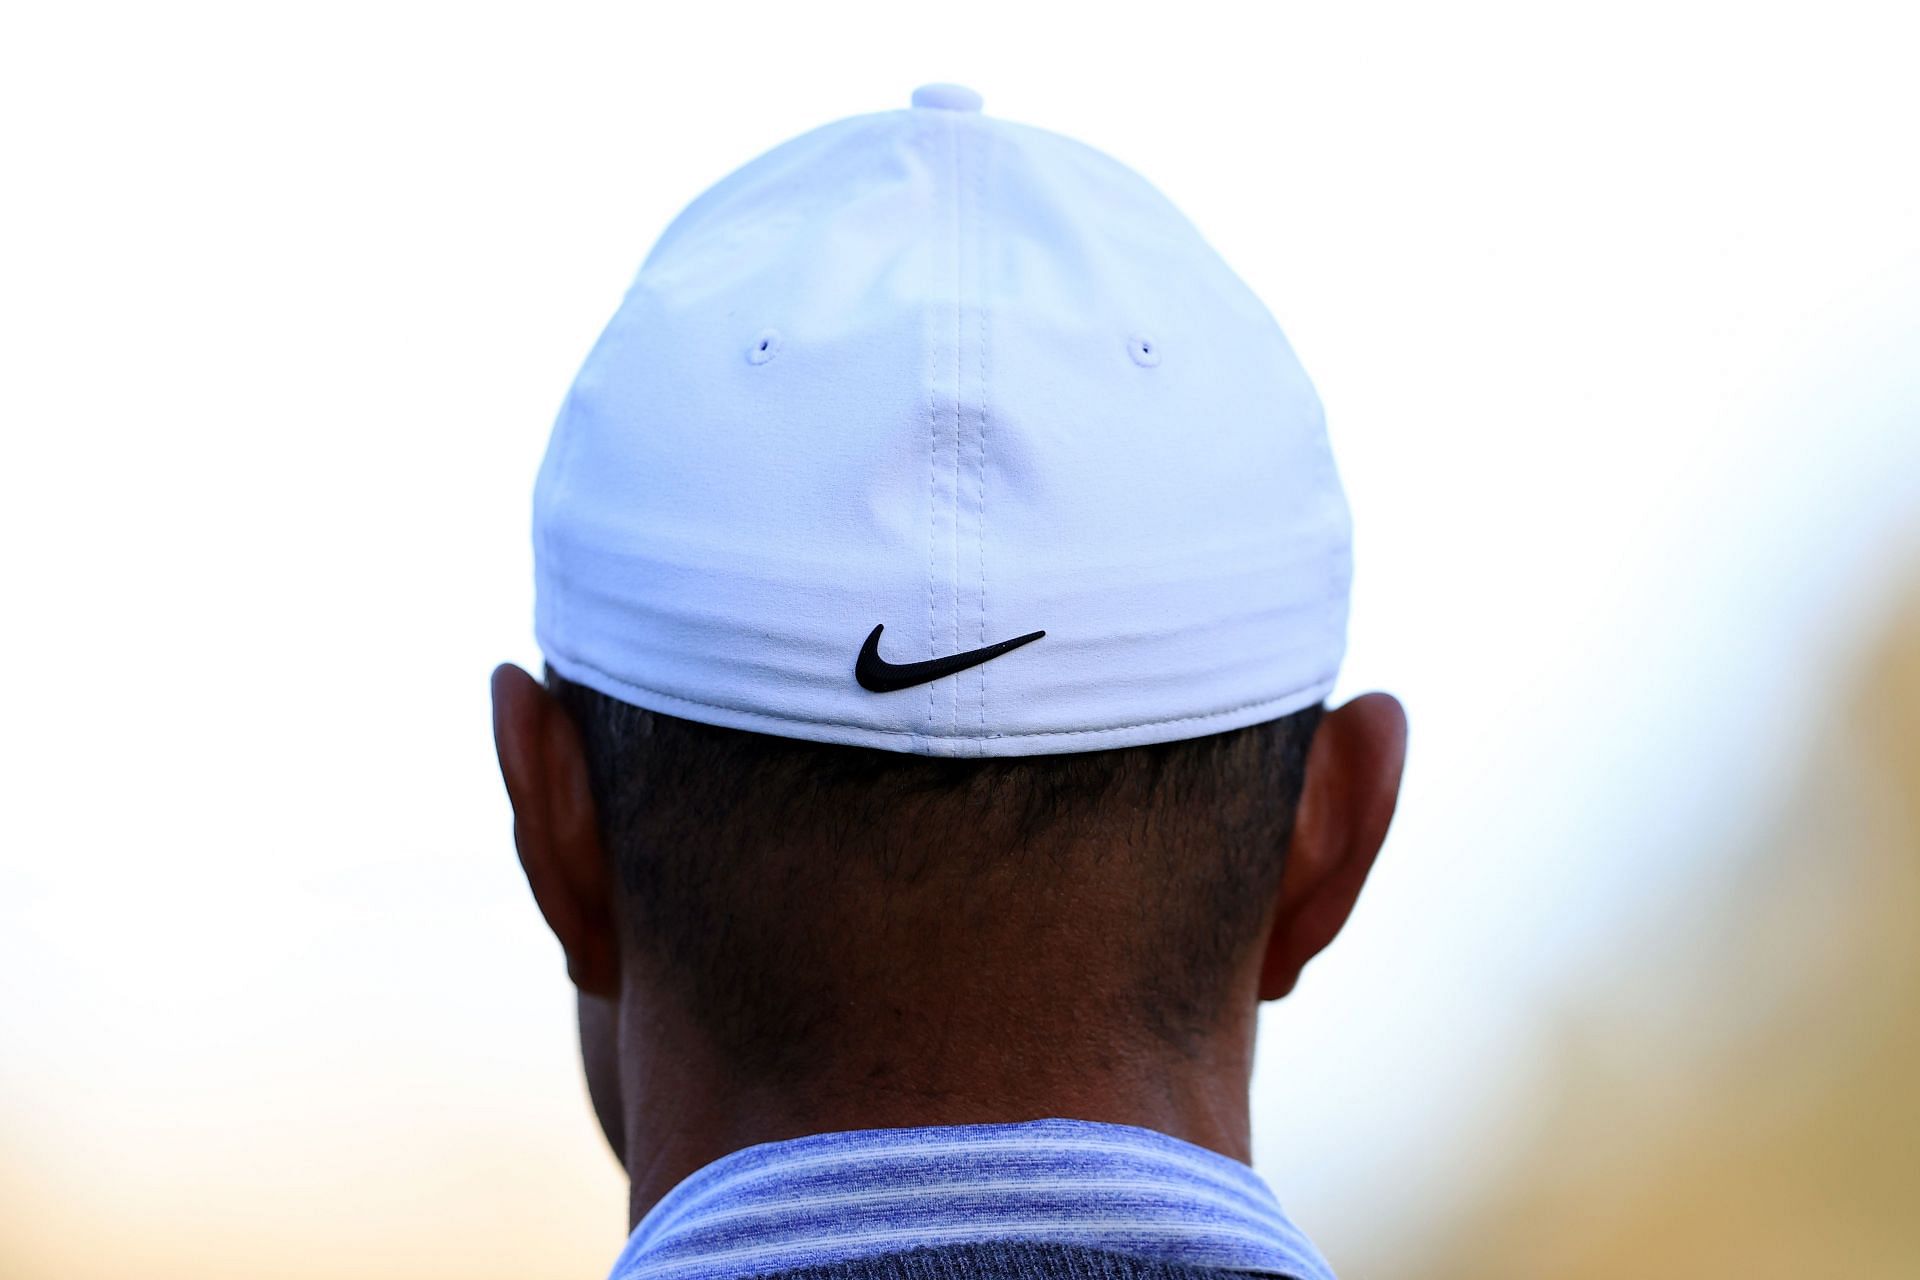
[855,624,1046,693]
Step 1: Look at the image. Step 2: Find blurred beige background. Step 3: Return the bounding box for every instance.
[1406,574,1920,1279]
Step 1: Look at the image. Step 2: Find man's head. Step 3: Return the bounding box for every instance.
[500,87,1406,1173]
[492,663,1404,1160]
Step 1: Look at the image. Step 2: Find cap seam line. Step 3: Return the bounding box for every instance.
[975,118,991,748]
[947,108,963,743]
[542,644,1334,741]
[923,114,941,747]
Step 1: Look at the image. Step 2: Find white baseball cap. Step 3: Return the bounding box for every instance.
[532,85,1350,758]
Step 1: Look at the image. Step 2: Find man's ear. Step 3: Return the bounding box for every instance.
[1259,692,1408,1002]
[491,663,619,998]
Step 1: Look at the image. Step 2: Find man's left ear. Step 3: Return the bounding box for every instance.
[490,663,619,997]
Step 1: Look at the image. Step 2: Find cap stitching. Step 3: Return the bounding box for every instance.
[544,646,1335,742]
[975,122,990,745]
[924,117,941,743]
[948,109,964,741]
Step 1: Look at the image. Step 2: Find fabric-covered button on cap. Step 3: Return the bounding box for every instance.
[911,84,983,112]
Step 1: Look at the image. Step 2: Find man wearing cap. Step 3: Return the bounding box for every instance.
[491,84,1406,1280]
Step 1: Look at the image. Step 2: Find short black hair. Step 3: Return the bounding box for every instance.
[549,669,1321,1089]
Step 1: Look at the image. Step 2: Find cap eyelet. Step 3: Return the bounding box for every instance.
[1128,334,1161,367]
[747,329,782,365]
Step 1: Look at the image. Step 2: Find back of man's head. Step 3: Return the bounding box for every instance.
[491,87,1408,1181]
[549,671,1323,1089]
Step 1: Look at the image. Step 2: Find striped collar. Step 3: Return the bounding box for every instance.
[606,1117,1336,1280]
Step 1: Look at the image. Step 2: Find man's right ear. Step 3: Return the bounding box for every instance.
[490,664,619,998]
[1258,691,1407,1002]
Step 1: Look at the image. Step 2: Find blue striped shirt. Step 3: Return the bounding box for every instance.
[607,1117,1336,1280]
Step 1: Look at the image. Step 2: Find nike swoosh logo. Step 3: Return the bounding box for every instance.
[855,623,1046,693]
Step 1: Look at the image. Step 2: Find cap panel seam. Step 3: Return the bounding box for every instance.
[924,114,942,745]
[975,120,991,749]
[947,108,964,741]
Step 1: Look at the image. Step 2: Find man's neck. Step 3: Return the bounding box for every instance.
[615,999,1259,1229]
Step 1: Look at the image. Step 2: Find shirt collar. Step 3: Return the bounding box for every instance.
[607,1117,1335,1280]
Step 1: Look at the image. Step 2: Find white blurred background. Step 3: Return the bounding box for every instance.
[3,3,1916,1277]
